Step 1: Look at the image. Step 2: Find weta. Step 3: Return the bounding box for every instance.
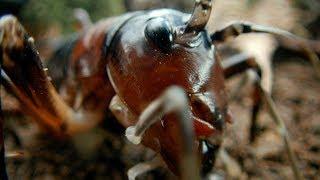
[0,0,316,179]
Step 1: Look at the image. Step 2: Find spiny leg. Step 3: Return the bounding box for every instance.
[211,21,320,79]
[125,86,200,180]
[222,55,303,180]
[222,53,263,143]
[0,16,68,136]
[0,15,105,137]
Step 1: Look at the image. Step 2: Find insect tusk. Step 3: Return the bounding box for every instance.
[173,0,212,47]
[185,0,212,33]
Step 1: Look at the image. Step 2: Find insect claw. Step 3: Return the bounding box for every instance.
[27,37,34,44]
[127,156,164,180]
[125,126,142,144]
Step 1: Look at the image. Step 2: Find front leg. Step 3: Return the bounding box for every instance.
[110,96,168,180]
[110,86,200,180]
[126,86,199,180]
[110,92,221,179]
[0,15,105,137]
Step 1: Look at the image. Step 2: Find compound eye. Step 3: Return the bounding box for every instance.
[145,17,174,51]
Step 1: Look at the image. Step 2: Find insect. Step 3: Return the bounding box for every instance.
[0,0,316,179]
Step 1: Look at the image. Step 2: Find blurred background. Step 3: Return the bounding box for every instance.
[1,0,320,179]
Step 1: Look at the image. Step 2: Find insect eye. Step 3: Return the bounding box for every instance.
[145,17,174,51]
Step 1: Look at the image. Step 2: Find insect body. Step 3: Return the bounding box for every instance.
[106,8,229,175]
[0,0,311,179]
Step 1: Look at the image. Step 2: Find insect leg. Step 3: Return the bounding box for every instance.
[109,95,137,128]
[222,54,303,180]
[125,86,200,180]
[222,53,262,142]
[0,15,105,137]
[256,81,303,180]
[211,21,320,79]
[109,96,168,179]
[127,155,165,180]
